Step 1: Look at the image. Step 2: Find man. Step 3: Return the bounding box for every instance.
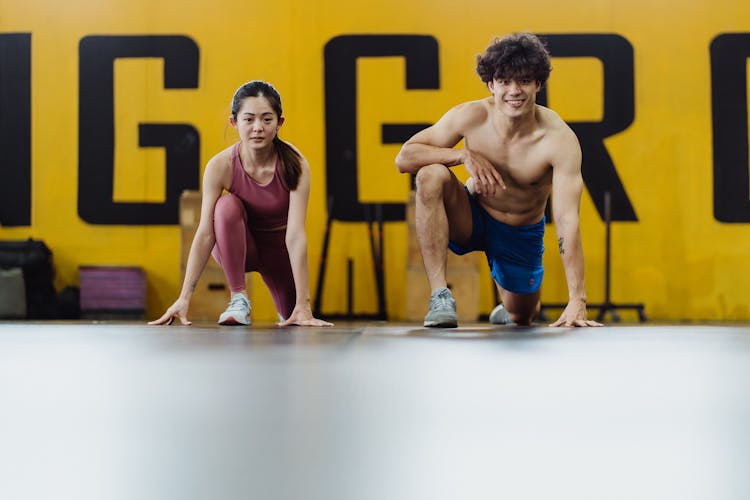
[395,32,602,328]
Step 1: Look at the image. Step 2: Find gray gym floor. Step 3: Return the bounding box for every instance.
[2,321,749,500]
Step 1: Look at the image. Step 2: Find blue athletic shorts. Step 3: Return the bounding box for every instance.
[448,188,545,294]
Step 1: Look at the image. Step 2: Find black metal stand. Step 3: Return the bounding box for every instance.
[540,191,646,323]
[364,204,387,319]
[312,198,387,321]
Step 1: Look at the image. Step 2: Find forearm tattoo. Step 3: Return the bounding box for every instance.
[190,280,198,291]
[558,237,565,255]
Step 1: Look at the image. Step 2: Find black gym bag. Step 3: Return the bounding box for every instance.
[0,239,57,319]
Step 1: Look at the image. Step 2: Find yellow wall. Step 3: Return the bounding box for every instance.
[1,0,748,321]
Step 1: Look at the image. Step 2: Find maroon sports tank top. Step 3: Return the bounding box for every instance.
[228,142,290,230]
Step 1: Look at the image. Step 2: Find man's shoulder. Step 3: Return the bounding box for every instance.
[534,106,581,166]
[446,98,491,129]
[453,97,491,115]
[536,105,570,129]
[536,105,578,141]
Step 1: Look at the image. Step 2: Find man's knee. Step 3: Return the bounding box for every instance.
[508,310,535,326]
[415,164,451,197]
[505,298,540,325]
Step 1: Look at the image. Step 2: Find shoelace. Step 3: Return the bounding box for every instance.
[429,291,453,310]
[226,296,249,312]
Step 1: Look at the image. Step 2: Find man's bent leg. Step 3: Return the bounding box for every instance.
[496,283,541,326]
[414,165,473,291]
[414,165,473,328]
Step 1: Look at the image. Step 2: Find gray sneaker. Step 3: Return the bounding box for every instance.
[424,287,458,328]
[489,304,515,325]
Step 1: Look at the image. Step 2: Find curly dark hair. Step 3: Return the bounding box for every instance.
[476,33,552,86]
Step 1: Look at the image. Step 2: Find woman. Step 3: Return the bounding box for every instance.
[150,81,332,327]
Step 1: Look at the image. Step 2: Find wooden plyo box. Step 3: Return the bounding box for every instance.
[179,190,251,321]
[405,191,480,322]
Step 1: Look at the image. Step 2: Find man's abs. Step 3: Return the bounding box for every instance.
[465,177,548,226]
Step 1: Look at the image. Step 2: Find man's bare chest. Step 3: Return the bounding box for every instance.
[467,135,551,186]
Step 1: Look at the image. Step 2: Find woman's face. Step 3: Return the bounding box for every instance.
[232,96,284,149]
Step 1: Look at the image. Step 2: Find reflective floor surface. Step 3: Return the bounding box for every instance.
[1,321,749,500]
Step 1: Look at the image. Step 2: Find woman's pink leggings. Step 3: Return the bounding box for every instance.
[211,194,296,318]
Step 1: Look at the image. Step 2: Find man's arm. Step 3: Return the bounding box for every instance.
[550,128,602,327]
[395,102,505,194]
[394,105,466,174]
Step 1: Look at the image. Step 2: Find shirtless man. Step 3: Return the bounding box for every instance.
[395,32,602,328]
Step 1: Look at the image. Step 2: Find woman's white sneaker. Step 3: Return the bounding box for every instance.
[218,295,252,325]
